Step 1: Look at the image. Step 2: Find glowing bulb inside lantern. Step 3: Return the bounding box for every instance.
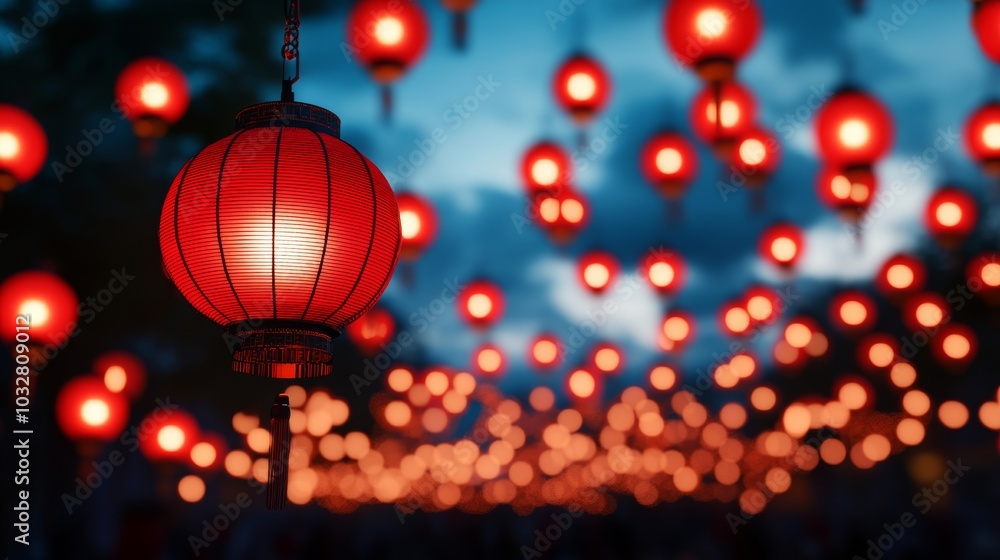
[467,293,493,319]
[784,323,811,348]
[747,296,772,321]
[594,348,620,372]
[400,210,421,240]
[533,340,558,365]
[18,299,50,326]
[80,398,110,426]
[983,123,1000,150]
[191,442,218,468]
[838,119,870,149]
[739,138,766,165]
[935,201,962,227]
[770,237,797,263]
[707,101,740,128]
[140,82,169,109]
[104,365,128,393]
[663,316,690,341]
[583,263,610,290]
[915,302,943,328]
[566,72,597,101]
[648,262,676,287]
[849,182,870,203]
[839,301,867,326]
[830,175,851,200]
[942,333,970,359]
[561,199,584,223]
[655,148,683,175]
[539,198,560,223]
[695,8,728,38]
[725,307,750,333]
[158,425,186,452]
[0,131,20,160]
[531,158,560,185]
[477,348,503,373]
[568,369,596,398]
[982,263,1000,287]
[374,17,404,45]
[886,264,914,289]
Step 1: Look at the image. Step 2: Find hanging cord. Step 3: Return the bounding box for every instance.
[281,0,301,101]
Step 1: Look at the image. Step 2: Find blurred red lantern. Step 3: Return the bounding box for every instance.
[553,54,611,127]
[55,376,129,442]
[856,333,898,372]
[815,89,893,167]
[114,57,190,138]
[140,409,200,463]
[440,0,476,49]
[457,280,504,328]
[964,101,1000,175]
[759,223,804,270]
[93,350,147,400]
[347,0,430,116]
[973,0,1000,63]
[159,100,400,378]
[875,254,925,299]
[924,187,978,248]
[345,306,396,356]
[660,310,695,352]
[932,323,977,368]
[664,0,763,82]
[589,342,623,375]
[578,251,619,293]
[536,188,588,244]
[743,285,781,326]
[528,334,562,370]
[396,192,438,261]
[901,292,949,332]
[967,253,1000,305]
[522,142,570,194]
[0,104,47,192]
[190,433,228,470]
[640,132,699,199]
[829,290,877,333]
[816,165,876,223]
[641,249,686,295]
[732,126,780,187]
[719,299,751,336]
[0,270,78,348]
[473,343,505,376]
[690,81,756,151]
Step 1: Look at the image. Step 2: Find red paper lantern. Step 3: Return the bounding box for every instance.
[457,280,504,328]
[472,343,505,376]
[815,89,893,167]
[55,376,129,442]
[973,0,1000,63]
[93,350,147,400]
[522,142,571,194]
[660,309,695,352]
[0,270,78,347]
[139,409,200,463]
[664,0,763,81]
[875,254,925,298]
[159,102,401,379]
[690,81,756,150]
[347,0,429,83]
[535,188,588,244]
[345,306,396,356]
[578,251,619,294]
[553,54,611,126]
[829,290,877,333]
[0,104,47,192]
[640,132,698,199]
[932,323,977,368]
[396,192,438,261]
[964,101,1000,175]
[924,187,978,248]
[114,57,190,138]
[967,253,1000,305]
[759,223,804,270]
[528,334,562,370]
[901,292,949,333]
[732,126,780,186]
[719,299,751,336]
[816,165,876,223]
[641,249,686,295]
[440,0,476,49]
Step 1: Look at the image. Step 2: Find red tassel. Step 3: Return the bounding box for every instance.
[267,394,291,510]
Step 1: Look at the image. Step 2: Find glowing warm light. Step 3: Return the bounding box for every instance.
[18,299,50,326]
[566,72,597,101]
[820,439,846,465]
[934,201,963,227]
[224,450,252,477]
[425,370,450,396]
[384,401,412,427]
[663,316,691,341]
[938,401,969,429]
[568,369,596,398]
[890,362,917,388]
[374,17,404,45]
[982,263,1000,287]
[770,237,798,263]
[782,404,811,438]
[839,382,868,410]
[400,210,422,240]
[387,368,414,393]
[0,131,20,159]
[532,339,559,365]
[738,138,766,165]
[158,425,186,452]
[594,347,620,372]
[886,264,914,289]
[80,399,110,426]
[706,100,740,128]
[896,418,925,446]
[839,300,868,326]
[583,263,610,290]
[751,386,776,411]
[724,306,751,334]
[784,322,812,349]
[838,119,870,148]
[656,147,683,174]
[531,159,560,185]
[477,348,503,374]
[941,333,971,360]
[648,262,676,287]
[868,342,895,368]
[914,301,943,328]
[695,8,727,38]
[100,367,127,395]
[902,390,931,416]
[191,442,218,468]
[983,123,1000,149]
[140,82,169,109]
[746,295,773,321]
[561,199,585,223]
[649,365,677,391]
[861,434,890,462]
[178,475,205,503]
[467,293,493,319]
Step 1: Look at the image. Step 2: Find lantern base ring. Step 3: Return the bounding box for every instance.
[226,320,339,379]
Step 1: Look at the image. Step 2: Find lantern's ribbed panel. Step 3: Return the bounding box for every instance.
[159,122,400,332]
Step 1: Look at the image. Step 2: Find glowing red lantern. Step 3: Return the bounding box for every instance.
[719,300,751,336]
[457,280,504,328]
[139,409,200,463]
[346,0,430,116]
[55,376,129,442]
[901,292,949,333]
[967,253,1000,305]
[875,254,925,298]
[743,285,781,326]
[114,57,190,138]
[0,104,47,192]
[440,0,476,49]
[159,102,401,378]
[93,351,147,400]
[640,132,698,199]
[578,251,619,293]
[396,192,437,261]
[924,187,978,248]
[732,126,780,187]
[964,101,1000,175]
[589,342,623,375]
[553,54,611,127]
[641,249,686,295]
[528,334,562,370]
[535,188,588,244]
[690,81,756,151]
[522,142,571,194]
[816,165,876,223]
[0,270,78,348]
[473,343,505,376]
[664,0,763,81]
[932,323,977,368]
[829,290,877,333]
[973,0,1000,63]
[660,310,695,352]
[759,223,804,270]
[815,89,893,167]
[345,306,396,356]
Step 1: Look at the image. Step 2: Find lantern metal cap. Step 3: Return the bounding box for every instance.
[235,101,341,137]
[226,320,340,379]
